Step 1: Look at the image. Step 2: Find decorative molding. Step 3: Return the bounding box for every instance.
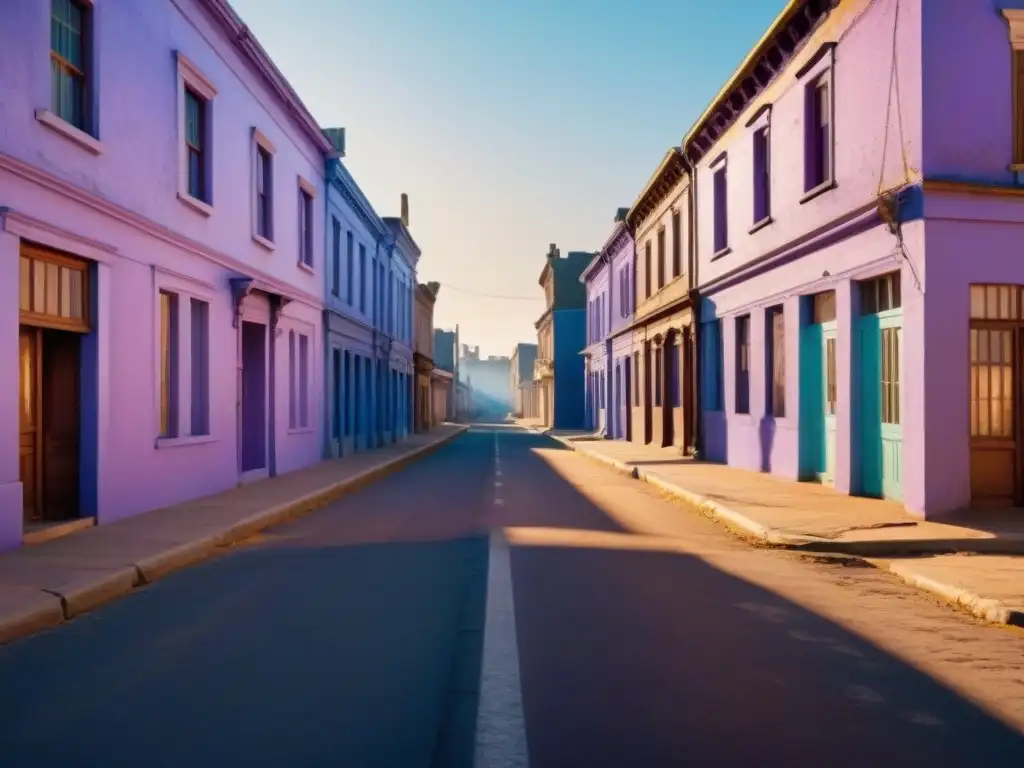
[683,0,838,163]
[923,177,1024,198]
[252,127,276,154]
[328,161,390,241]
[0,207,118,264]
[176,51,218,100]
[627,148,688,232]
[795,41,836,80]
[298,174,317,198]
[153,263,219,295]
[178,191,213,218]
[0,152,321,309]
[197,0,332,154]
[35,110,104,155]
[1003,9,1024,49]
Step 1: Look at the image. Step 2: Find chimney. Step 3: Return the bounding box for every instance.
[323,127,346,158]
[400,193,409,227]
[615,207,629,222]
[547,243,559,260]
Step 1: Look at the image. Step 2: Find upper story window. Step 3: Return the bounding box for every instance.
[644,241,652,298]
[1002,11,1024,164]
[176,53,216,213]
[753,126,771,224]
[346,232,354,305]
[184,89,206,201]
[331,217,341,296]
[805,72,833,192]
[298,179,315,269]
[712,162,729,255]
[671,210,682,278]
[656,228,666,290]
[252,130,276,246]
[50,0,91,133]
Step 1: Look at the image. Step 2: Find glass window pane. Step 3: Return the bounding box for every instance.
[987,286,999,319]
[970,286,986,319]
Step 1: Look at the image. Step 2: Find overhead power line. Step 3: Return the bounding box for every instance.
[438,283,544,301]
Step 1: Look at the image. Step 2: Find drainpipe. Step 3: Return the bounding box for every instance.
[681,148,701,457]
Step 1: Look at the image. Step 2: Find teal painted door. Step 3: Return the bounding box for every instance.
[822,322,838,485]
[857,309,903,500]
[799,324,825,481]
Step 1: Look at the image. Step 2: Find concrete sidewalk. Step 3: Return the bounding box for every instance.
[0,424,468,645]
[529,424,1024,627]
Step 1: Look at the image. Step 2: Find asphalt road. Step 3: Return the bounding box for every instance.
[2,424,1024,767]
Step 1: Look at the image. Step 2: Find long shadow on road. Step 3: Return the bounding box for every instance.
[497,428,1024,767]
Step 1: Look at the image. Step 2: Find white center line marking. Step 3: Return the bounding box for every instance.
[475,529,529,767]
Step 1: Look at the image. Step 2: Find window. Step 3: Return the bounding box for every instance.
[359,244,367,313]
[288,331,296,429]
[159,291,179,438]
[288,331,310,429]
[331,217,341,296]
[656,228,666,289]
[735,315,750,414]
[50,0,90,132]
[753,126,771,223]
[633,353,641,406]
[971,326,1013,439]
[767,307,786,417]
[653,345,663,407]
[713,165,728,254]
[346,232,354,305]
[860,272,901,314]
[299,333,309,428]
[644,241,652,298]
[190,298,210,436]
[702,320,724,412]
[332,348,342,440]
[299,186,314,267]
[671,210,682,278]
[256,144,273,240]
[184,89,207,201]
[806,73,832,191]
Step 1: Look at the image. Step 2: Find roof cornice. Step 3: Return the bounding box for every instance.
[681,0,837,163]
[626,148,687,232]
[200,0,332,155]
[328,160,389,240]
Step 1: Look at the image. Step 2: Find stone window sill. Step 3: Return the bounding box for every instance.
[155,434,218,450]
[252,232,276,251]
[35,109,104,155]
[287,427,315,435]
[711,246,732,261]
[800,179,837,205]
[297,260,314,274]
[178,192,213,218]
[748,216,773,235]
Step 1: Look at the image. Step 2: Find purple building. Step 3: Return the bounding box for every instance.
[582,208,635,438]
[0,0,330,549]
[691,0,1024,519]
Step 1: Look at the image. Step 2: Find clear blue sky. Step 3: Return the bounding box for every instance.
[230,0,782,357]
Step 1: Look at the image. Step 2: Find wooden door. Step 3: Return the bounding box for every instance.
[42,329,80,519]
[969,325,1017,505]
[19,327,41,522]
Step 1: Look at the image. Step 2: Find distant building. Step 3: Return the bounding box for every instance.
[434,329,457,373]
[510,343,538,417]
[460,345,512,411]
[413,282,439,432]
[534,245,590,428]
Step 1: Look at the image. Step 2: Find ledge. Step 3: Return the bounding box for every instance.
[155,434,218,450]
[287,427,315,435]
[800,179,837,205]
[297,261,314,274]
[252,232,276,252]
[748,216,773,235]
[177,192,213,218]
[35,109,104,155]
[711,246,732,262]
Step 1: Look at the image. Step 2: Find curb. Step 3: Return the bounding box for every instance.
[877,559,1024,628]
[0,426,469,646]
[547,433,1024,628]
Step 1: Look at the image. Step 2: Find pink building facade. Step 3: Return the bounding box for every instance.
[693,0,1024,519]
[0,0,328,549]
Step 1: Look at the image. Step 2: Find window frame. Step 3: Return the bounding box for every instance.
[735,314,750,414]
[644,240,652,299]
[153,270,217,447]
[671,209,682,278]
[766,306,786,418]
[175,52,217,215]
[656,227,666,290]
[297,176,317,270]
[43,0,101,151]
[251,128,276,248]
[331,217,341,296]
[711,156,729,257]
[797,45,837,202]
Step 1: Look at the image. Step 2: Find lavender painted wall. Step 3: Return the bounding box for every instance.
[0,0,327,549]
[692,0,929,509]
